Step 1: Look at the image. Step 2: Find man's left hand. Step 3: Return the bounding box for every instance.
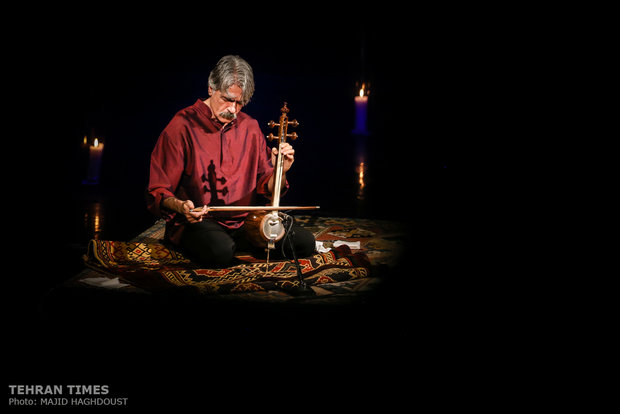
[272,142,295,172]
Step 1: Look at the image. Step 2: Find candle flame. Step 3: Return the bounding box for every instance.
[357,82,369,98]
[94,138,99,148]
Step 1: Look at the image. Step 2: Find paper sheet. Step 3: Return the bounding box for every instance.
[333,240,361,249]
[316,241,331,253]
[315,240,361,253]
[80,277,129,289]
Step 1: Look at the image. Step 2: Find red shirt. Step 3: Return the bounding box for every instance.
[147,99,286,244]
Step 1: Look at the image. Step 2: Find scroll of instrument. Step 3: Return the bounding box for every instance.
[192,102,319,251]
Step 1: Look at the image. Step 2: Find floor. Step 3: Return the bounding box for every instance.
[7,165,454,409]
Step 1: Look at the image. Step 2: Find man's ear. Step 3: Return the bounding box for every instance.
[208,86,213,96]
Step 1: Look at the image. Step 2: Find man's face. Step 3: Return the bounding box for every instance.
[209,84,244,124]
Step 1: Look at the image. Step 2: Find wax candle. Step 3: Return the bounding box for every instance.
[87,138,104,183]
[353,86,369,135]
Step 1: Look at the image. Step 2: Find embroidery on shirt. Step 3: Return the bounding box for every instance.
[202,160,228,205]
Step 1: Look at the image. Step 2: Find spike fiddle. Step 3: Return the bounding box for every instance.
[191,103,318,251]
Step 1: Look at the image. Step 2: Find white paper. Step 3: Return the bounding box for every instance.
[333,240,361,250]
[315,240,361,253]
[80,277,129,289]
[315,241,331,253]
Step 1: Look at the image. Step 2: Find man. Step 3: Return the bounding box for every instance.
[146,55,316,267]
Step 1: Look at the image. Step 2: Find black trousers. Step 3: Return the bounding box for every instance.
[179,218,316,268]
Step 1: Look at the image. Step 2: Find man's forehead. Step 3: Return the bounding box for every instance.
[222,85,243,98]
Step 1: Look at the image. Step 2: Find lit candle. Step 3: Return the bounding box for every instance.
[353,85,369,135]
[87,138,104,183]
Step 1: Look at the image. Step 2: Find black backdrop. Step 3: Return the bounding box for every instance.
[16,15,456,252]
[5,9,474,408]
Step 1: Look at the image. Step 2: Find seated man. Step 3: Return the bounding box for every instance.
[146,55,315,267]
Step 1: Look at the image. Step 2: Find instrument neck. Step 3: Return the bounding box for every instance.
[271,111,289,209]
[271,143,285,208]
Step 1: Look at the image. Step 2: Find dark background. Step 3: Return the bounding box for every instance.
[15,15,455,283]
[5,10,474,409]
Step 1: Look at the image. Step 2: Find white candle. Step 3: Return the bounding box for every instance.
[353,87,369,134]
[87,138,104,183]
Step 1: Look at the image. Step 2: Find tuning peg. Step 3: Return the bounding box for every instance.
[286,132,298,140]
[267,133,277,141]
[288,119,299,128]
[268,120,279,128]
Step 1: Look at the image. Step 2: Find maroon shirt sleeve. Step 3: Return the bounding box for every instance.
[146,129,186,221]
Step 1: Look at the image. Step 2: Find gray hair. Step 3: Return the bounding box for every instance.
[208,55,255,105]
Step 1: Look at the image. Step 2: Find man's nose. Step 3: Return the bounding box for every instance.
[229,102,237,112]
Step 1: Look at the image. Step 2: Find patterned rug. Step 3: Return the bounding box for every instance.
[81,215,407,298]
[85,241,370,295]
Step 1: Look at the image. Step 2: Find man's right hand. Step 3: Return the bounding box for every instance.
[163,197,206,223]
[181,200,207,223]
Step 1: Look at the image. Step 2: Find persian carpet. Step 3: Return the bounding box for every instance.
[84,240,370,295]
[81,215,406,297]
